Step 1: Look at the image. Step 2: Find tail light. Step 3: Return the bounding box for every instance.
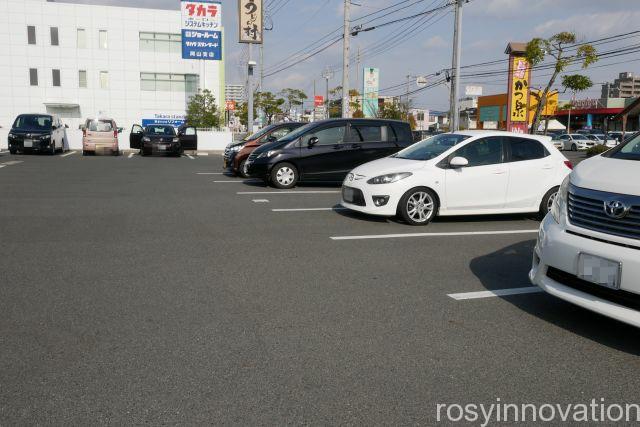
[82,128,86,137]
[113,130,118,138]
[564,160,573,170]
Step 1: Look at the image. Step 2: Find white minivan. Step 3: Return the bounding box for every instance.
[341,131,572,225]
[530,131,640,327]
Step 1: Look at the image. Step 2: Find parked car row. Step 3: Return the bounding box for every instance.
[6,113,198,157]
[551,132,621,151]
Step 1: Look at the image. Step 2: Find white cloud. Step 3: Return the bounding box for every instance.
[534,11,640,38]
[423,35,448,50]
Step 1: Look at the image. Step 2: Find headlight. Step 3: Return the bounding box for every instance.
[551,175,570,223]
[142,137,150,142]
[40,134,51,140]
[257,150,279,159]
[232,144,244,152]
[366,172,412,185]
[172,137,179,143]
[8,133,16,139]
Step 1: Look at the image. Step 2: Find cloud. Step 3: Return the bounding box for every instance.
[534,11,640,38]
[423,35,448,50]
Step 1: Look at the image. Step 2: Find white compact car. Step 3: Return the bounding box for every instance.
[530,132,640,327]
[341,131,572,225]
[557,134,595,151]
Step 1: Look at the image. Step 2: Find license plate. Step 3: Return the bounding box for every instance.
[157,145,166,150]
[24,139,33,148]
[343,187,354,203]
[577,253,621,289]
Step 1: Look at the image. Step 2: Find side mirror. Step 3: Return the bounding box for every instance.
[64,124,69,129]
[449,156,469,168]
[117,127,123,134]
[308,136,319,147]
[266,135,277,142]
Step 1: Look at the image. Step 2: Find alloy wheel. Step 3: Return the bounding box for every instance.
[406,191,434,223]
[546,191,558,212]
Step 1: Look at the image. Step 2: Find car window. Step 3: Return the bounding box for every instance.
[146,126,175,136]
[394,133,469,160]
[303,125,346,146]
[454,136,503,167]
[605,132,640,161]
[391,122,411,142]
[184,127,196,136]
[271,127,292,139]
[13,115,52,130]
[506,137,548,162]
[86,119,114,132]
[354,125,382,142]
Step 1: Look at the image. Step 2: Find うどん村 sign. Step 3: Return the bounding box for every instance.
[181,0,222,60]
[238,0,263,43]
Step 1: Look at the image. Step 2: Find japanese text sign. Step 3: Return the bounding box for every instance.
[181,0,222,60]
[363,67,379,118]
[238,0,263,44]
[509,57,530,123]
[314,96,324,107]
[225,100,236,111]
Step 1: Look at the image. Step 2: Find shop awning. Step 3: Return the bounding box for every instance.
[554,107,623,116]
[43,103,80,109]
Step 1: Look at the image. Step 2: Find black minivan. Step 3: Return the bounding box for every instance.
[8,114,66,154]
[245,118,414,188]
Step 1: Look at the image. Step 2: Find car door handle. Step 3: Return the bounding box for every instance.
[493,169,507,175]
[351,144,362,149]
[542,164,553,170]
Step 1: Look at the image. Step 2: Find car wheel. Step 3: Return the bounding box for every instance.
[539,186,559,219]
[238,160,248,178]
[9,148,16,155]
[270,162,298,189]
[398,187,438,225]
[571,143,577,151]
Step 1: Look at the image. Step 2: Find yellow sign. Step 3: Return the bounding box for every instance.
[509,57,530,122]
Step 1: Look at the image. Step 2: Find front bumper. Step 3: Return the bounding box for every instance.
[339,179,399,216]
[245,158,270,178]
[9,139,53,152]
[143,142,181,155]
[530,214,640,327]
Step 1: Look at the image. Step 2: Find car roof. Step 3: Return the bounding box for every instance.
[310,118,409,125]
[454,130,546,139]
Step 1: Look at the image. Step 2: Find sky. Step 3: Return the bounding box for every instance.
[59,0,640,111]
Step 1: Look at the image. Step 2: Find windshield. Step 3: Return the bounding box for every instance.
[86,119,113,132]
[146,125,175,136]
[605,132,640,161]
[275,122,317,142]
[13,115,52,131]
[244,124,276,141]
[393,133,471,160]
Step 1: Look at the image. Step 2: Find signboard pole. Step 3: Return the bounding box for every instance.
[248,44,254,133]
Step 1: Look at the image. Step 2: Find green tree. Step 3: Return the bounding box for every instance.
[279,88,307,116]
[377,102,405,120]
[257,91,286,124]
[185,89,220,128]
[525,31,597,134]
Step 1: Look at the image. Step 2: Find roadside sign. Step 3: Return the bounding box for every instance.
[314,95,324,107]
[181,0,222,60]
[416,76,428,88]
[238,0,263,43]
[465,85,483,96]
[225,100,236,111]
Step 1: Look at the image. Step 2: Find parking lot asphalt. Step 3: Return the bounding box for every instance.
[2,149,640,424]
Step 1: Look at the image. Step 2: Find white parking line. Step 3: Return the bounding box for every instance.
[213,179,262,183]
[0,165,5,169]
[237,190,341,195]
[252,199,269,203]
[128,152,135,158]
[196,152,209,156]
[272,207,347,212]
[447,287,543,300]
[196,172,224,175]
[60,151,76,157]
[330,229,539,241]
[1,160,23,166]
[185,154,195,159]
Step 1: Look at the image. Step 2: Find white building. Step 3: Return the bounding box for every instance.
[225,84,245,103]
[0,0,225,131]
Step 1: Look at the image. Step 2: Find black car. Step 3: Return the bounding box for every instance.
[8,114,66,154]
[129,124,197,156]
[245,118,414,188]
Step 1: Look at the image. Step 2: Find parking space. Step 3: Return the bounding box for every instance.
[3,149,639,424]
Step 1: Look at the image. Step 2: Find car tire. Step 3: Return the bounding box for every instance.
[539,186,559,220]
[571,143,577,151]
[270,162,298,189]
[9,148,16,155]
[398,187,439,226]
[238,160,248,178]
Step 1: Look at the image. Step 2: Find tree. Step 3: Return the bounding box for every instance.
[377,102,405,120]
[279,88,307,116]
[185,89,221,128]
[525,31,597,134]
[256,91,285,124]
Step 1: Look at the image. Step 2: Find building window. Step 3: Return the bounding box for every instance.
[99,71,109,89]
[29,68,38,86]
[140,73,198,92]
[50,27,59,46]
[99,30,108,49]
[78,70,87,88]
[77,28,86,48]
[139,32,181,54]
[417,112,425,121]
[52,69,61,87]
[27,26,36,45]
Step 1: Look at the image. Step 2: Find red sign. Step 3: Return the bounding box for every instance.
[314,95,324,107]
[225,100,236,111]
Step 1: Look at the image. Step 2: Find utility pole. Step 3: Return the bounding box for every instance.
[322,68,333,119]
[342,0,351,118]
[449,0,463,132]
[247,44,256,133]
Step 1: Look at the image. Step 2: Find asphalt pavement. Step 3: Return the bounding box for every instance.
[2,149,640,424]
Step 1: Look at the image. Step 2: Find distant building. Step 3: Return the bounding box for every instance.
[601,72,640,98]
[225,84,246,103]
